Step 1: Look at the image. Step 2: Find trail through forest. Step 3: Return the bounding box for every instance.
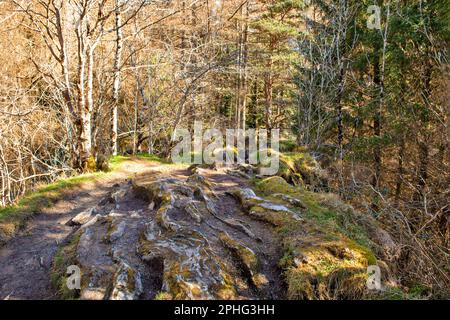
[1,1,448,298]
[0,159,287,300]
[0,160,157,299]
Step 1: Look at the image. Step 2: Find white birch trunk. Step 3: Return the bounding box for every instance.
[112,1,123,156]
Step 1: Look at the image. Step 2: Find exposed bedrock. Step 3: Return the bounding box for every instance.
[53,171,288,300]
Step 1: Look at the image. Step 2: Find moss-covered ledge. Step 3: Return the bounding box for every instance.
[251,176,400,300]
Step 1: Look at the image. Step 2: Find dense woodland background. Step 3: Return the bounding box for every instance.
[0,0,448,296]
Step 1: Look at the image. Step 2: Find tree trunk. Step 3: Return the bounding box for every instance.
[372,49,382,190]
[336,66,345,161]
[241,0,249,131]
[87,45,97,159]
[76,19,90,169]
[112,1,123,156]
[370,0,389,211]
[54,4,78,166]
[395,133,405,205]
[133,83,139,155]
[415,56,433,201]
[264,59,273,131]
[371,1,388,191]
[235,8,243,129]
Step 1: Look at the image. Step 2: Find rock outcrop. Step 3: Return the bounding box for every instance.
[52,164,396,300]
[52,170,288,300]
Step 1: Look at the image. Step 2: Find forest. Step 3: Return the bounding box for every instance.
[0,0,448,300]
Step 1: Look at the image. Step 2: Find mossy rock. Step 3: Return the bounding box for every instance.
[155,204,180,232]
[248,204,300,227]
[229,188,264,211]
[230,186,302,226]
[132,180,173,207]
[282,239,376,300]
[111,262,142,300]
[160,256,237,300]
[85,156,97,172]
[0,222,19,246]
[187,173,213,189]
[278,156,303,185]
[139,227,238,300]
[274,151,328,190]
[219,232,258,277]
[252,177,389,300]
[255,176,296,195]
[96,154,110,172]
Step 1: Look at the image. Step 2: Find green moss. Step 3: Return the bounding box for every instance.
[278,156,303,185]
[127,267,136,292]
[283,240,373,300]
[255,176,297,195]
[86,156,97,172]
[380,287,408,300]
[282,152,317,173]
[219,232,258,273]
[155,292,173,300]
[409,283,432,298]
[251,176,380,300]
[51,234,81,300]
[278,245,296,269]
[135,153,165,161]
[108,156,130,171]
[373,286,420,300]
[254,177,374,249]
[279,140,297,152]
[367,283,432,300]
[285,270,317,300]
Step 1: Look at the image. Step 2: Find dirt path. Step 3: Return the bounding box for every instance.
[0,161,287,300]
[0,159,157,300]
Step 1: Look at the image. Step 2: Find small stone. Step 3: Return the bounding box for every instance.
[259,202,292,213]
[69,207,98,226]
[272,193,307,209]
[81,288,107,300]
